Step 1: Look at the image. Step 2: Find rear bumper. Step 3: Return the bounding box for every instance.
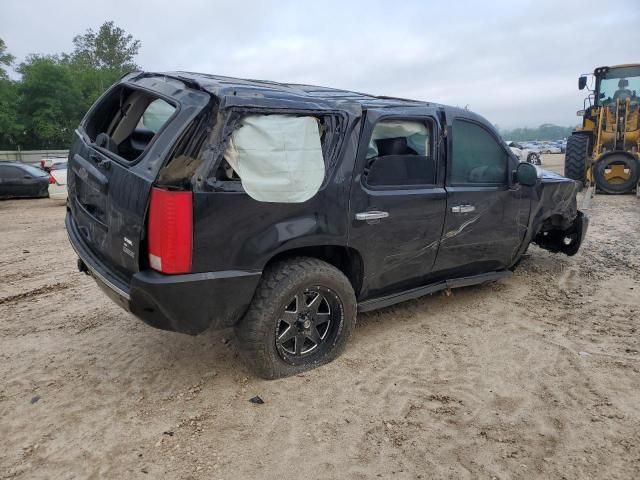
[66,211,261,335]
[48,184,68,200]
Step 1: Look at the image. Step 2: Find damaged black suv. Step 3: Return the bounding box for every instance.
[66,72,587,378]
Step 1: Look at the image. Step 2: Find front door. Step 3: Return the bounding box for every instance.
[433,118,530,277]
[348,109,447,299]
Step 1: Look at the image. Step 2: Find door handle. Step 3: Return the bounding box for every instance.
[355,211,389,222]
[451,205,476,213]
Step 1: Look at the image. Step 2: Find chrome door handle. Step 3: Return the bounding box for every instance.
[355,211,389,222]
[451,205,476,213]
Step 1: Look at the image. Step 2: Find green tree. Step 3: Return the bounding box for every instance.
[0,38,20,149]
[0,79,22,149]
[71,20,141,71]
[17,55,84,149]
[0,38,15,80]
[66,21,142,120]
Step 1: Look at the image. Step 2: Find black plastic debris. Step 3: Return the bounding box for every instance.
[30,395,41,404]
[249,395,264,404]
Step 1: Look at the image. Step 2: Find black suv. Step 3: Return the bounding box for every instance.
[66,72,587,378]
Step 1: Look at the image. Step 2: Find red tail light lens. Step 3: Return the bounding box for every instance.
[147,187,193,274]
[48,174,56,184]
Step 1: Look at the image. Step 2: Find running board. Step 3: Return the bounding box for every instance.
[357,270,512,312]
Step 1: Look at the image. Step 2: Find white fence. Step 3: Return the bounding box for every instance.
[0,150,69,165]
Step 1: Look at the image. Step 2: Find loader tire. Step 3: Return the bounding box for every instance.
[594,154,640,194]
[564,134,589,184]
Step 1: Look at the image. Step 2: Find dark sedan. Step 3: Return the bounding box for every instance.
[0,161,49,199]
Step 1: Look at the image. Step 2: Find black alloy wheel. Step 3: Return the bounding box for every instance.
[275,287,343,362]
[235,257,357,379]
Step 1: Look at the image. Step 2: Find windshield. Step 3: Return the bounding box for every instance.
[598,66,640,105]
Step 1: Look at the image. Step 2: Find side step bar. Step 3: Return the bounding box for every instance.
[357,270,512,312]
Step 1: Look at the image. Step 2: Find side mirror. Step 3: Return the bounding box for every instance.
[515,162,538,186]
[578,76,587,90]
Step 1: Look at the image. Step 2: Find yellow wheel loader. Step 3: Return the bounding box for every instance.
[567,64,640,194]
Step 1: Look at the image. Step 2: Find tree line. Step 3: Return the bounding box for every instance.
[499,124,575,142]
[0,21,141,150]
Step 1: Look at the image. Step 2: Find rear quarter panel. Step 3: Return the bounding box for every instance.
[191,115,361,272]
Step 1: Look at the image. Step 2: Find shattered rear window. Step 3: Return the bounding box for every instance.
[83,86,177,162]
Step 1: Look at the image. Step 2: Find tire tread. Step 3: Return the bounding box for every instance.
[235,257,356,379]
[564,134,589,183]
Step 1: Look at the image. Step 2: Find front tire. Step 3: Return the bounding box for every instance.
[527,152,541,165]
[235,257,357,379]
[564,134,590,184]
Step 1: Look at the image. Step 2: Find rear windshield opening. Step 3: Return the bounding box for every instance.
[84,86,176,162]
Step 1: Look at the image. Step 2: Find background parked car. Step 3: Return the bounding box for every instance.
[39,156,68,172]
[507,141,542,165]
[0,161,49,199]
[48,161,68,201]
[540,143,561,154]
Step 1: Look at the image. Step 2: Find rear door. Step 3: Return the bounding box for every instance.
[18,164,49,196]
[433,117,530,276]
[348,108,447,299]
[67,75,211,278]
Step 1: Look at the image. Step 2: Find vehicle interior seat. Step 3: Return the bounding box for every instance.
[367,137,435,185]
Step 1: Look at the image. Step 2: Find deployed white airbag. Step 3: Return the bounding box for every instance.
[367,121,429,158]
[224,115,325,203]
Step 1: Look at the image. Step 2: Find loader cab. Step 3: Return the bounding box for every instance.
[592,65,640,106]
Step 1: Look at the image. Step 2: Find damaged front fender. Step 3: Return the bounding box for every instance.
[529,169,588,256]
[533,210,588,256]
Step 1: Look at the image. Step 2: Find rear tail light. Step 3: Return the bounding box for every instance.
[48,174,56,184]
[147,187,193,274]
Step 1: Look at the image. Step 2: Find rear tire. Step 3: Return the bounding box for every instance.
[594,154,640,194]
[564,134,590,184]
[235,257,357,379]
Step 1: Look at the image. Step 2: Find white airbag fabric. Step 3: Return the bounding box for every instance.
[224,115,325,203]
[367,121,429,158]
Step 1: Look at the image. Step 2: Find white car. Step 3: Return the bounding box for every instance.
[39,156,67,172]
[507,141,542,165]
[540,144,561,154]
[48,161,67,201]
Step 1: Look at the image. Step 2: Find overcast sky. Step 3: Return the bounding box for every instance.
[2,0,639,128]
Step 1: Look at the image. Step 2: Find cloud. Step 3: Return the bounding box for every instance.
[1,0,639,128]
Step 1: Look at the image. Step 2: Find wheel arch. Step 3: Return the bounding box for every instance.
[262,245,364,298]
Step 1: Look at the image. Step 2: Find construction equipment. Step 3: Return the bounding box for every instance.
[566,64,640,194]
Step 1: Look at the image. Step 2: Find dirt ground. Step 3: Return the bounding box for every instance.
[1,155,639,480]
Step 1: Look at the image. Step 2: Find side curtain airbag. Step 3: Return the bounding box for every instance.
[224,115,325,203]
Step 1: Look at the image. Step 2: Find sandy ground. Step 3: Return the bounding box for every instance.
[1,155,639,480]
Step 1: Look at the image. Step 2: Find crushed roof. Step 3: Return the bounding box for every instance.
[162,71,438,109]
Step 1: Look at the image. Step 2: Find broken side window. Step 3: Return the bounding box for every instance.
[221,114,326,203]
[364,120,435,187]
